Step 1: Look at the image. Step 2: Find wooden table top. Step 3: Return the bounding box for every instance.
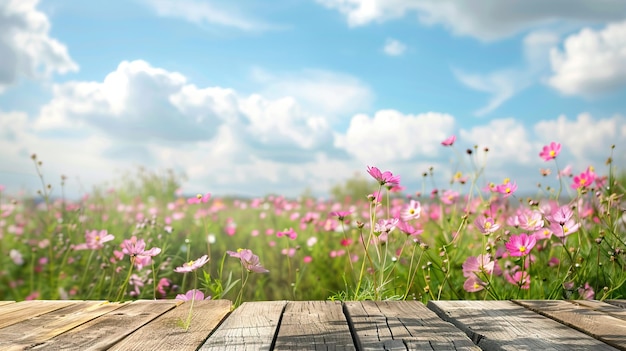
[0,299,625,350]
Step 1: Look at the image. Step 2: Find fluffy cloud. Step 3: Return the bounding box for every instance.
[316,0,626,41]
[548,21,626,97]
[251,68,374,119]
[0,0,78,93]
[383,38,407,56]
[139,0,281,31]
[336,109,455,164]
[534,113,626,166]
[460,118,537,165]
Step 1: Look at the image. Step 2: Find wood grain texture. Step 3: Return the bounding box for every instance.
[198,300,286,351]
[0,301,15,307]
[273,300,355,350]
[0,300,75,329]
[108,299,231,351]
[28,299,180,350]
[345,301,480,351]
[607,300,626,309]
[0,301,126,351]
[428,300,619,351]
[513,300,626,350]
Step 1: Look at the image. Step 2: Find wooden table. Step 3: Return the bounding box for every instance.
[1,299,625,350]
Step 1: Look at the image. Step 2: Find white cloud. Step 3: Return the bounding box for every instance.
[316,0,626,41]
[139,0,281,32]
[548,21,626,97]
[460,118,536,165]
[0,0,78,93]
[251,68,374,119]
[335,109,455,164]
[383,38,407,56]
[534,113,626,166]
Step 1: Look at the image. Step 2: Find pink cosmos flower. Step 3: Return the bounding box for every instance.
[120,236,161,261]
[495,179,517,198]
[176,289,211,301]
[546,205,573,225]
[506,270,530,289]
[578,282,595,300]
[549,219,580,238]
[174,255,209,273]
[517,210,544,231]
[441,135,456,146]
[156,278,170,297]
[401,200,421,221]
[463,275,485,292]
[74,229,115,250]
[330,210,351,221]
[187,193,211,204]
[440,189,459,205]
[277,227,297,240]
[374,218,399,234]
[366,166,401,187]
[539,142,561,161]
[505,233,536,257]
[571,167,596,189]
[396,220,423,236]
[462,254,495,278]
[227,249,269,273]
[559,164,572,178]
[474,216,500,235]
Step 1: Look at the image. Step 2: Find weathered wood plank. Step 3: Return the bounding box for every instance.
[0,301,15,307]
[513,300,626,350]
[0,300,127,351]
[0,300,75,329]
[569,300,626,321]
[345,301,480,351]
[428,300,619,351]
[199,300,286,351]
[28,300,180,350]
[273,300,355,350]
[108,299,231,351]
[607,300,626,309]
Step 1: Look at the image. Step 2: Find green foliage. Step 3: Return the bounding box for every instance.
[330,172,377,202]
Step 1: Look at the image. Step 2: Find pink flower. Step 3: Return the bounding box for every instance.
[120,236,161,262]
[546,205,573,225]
[400,200,421,221]
[517,210,544,231]
[330,210,351,221]
[559,165,572,178]
[505,233,536,257]
[441,135,456,146]
[174,255,209,273]
[495,178,517,198]
[396,220,423,236]
[176,289,210,301]
[571,167,596,189]
[277,227,297,240]
[187,193,211,204]
[366,166,400,187]
[440,189,459,205]
[578,282,595,300]
[462,254,495,278]
[74,229,115,250]
[549,219,580,238]
[227,249,269,273]
[374,218,398,234]
[474,216,500,235]
[463,276,485,292]
[156,278,170,297]
[506,270,530,289]
[539,142,561,161]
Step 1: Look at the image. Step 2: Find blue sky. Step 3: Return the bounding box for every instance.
[1,0,625,199]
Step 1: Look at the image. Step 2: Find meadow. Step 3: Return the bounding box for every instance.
[1,139,625,307]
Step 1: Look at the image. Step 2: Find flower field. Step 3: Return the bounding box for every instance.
[1,140,625,306]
